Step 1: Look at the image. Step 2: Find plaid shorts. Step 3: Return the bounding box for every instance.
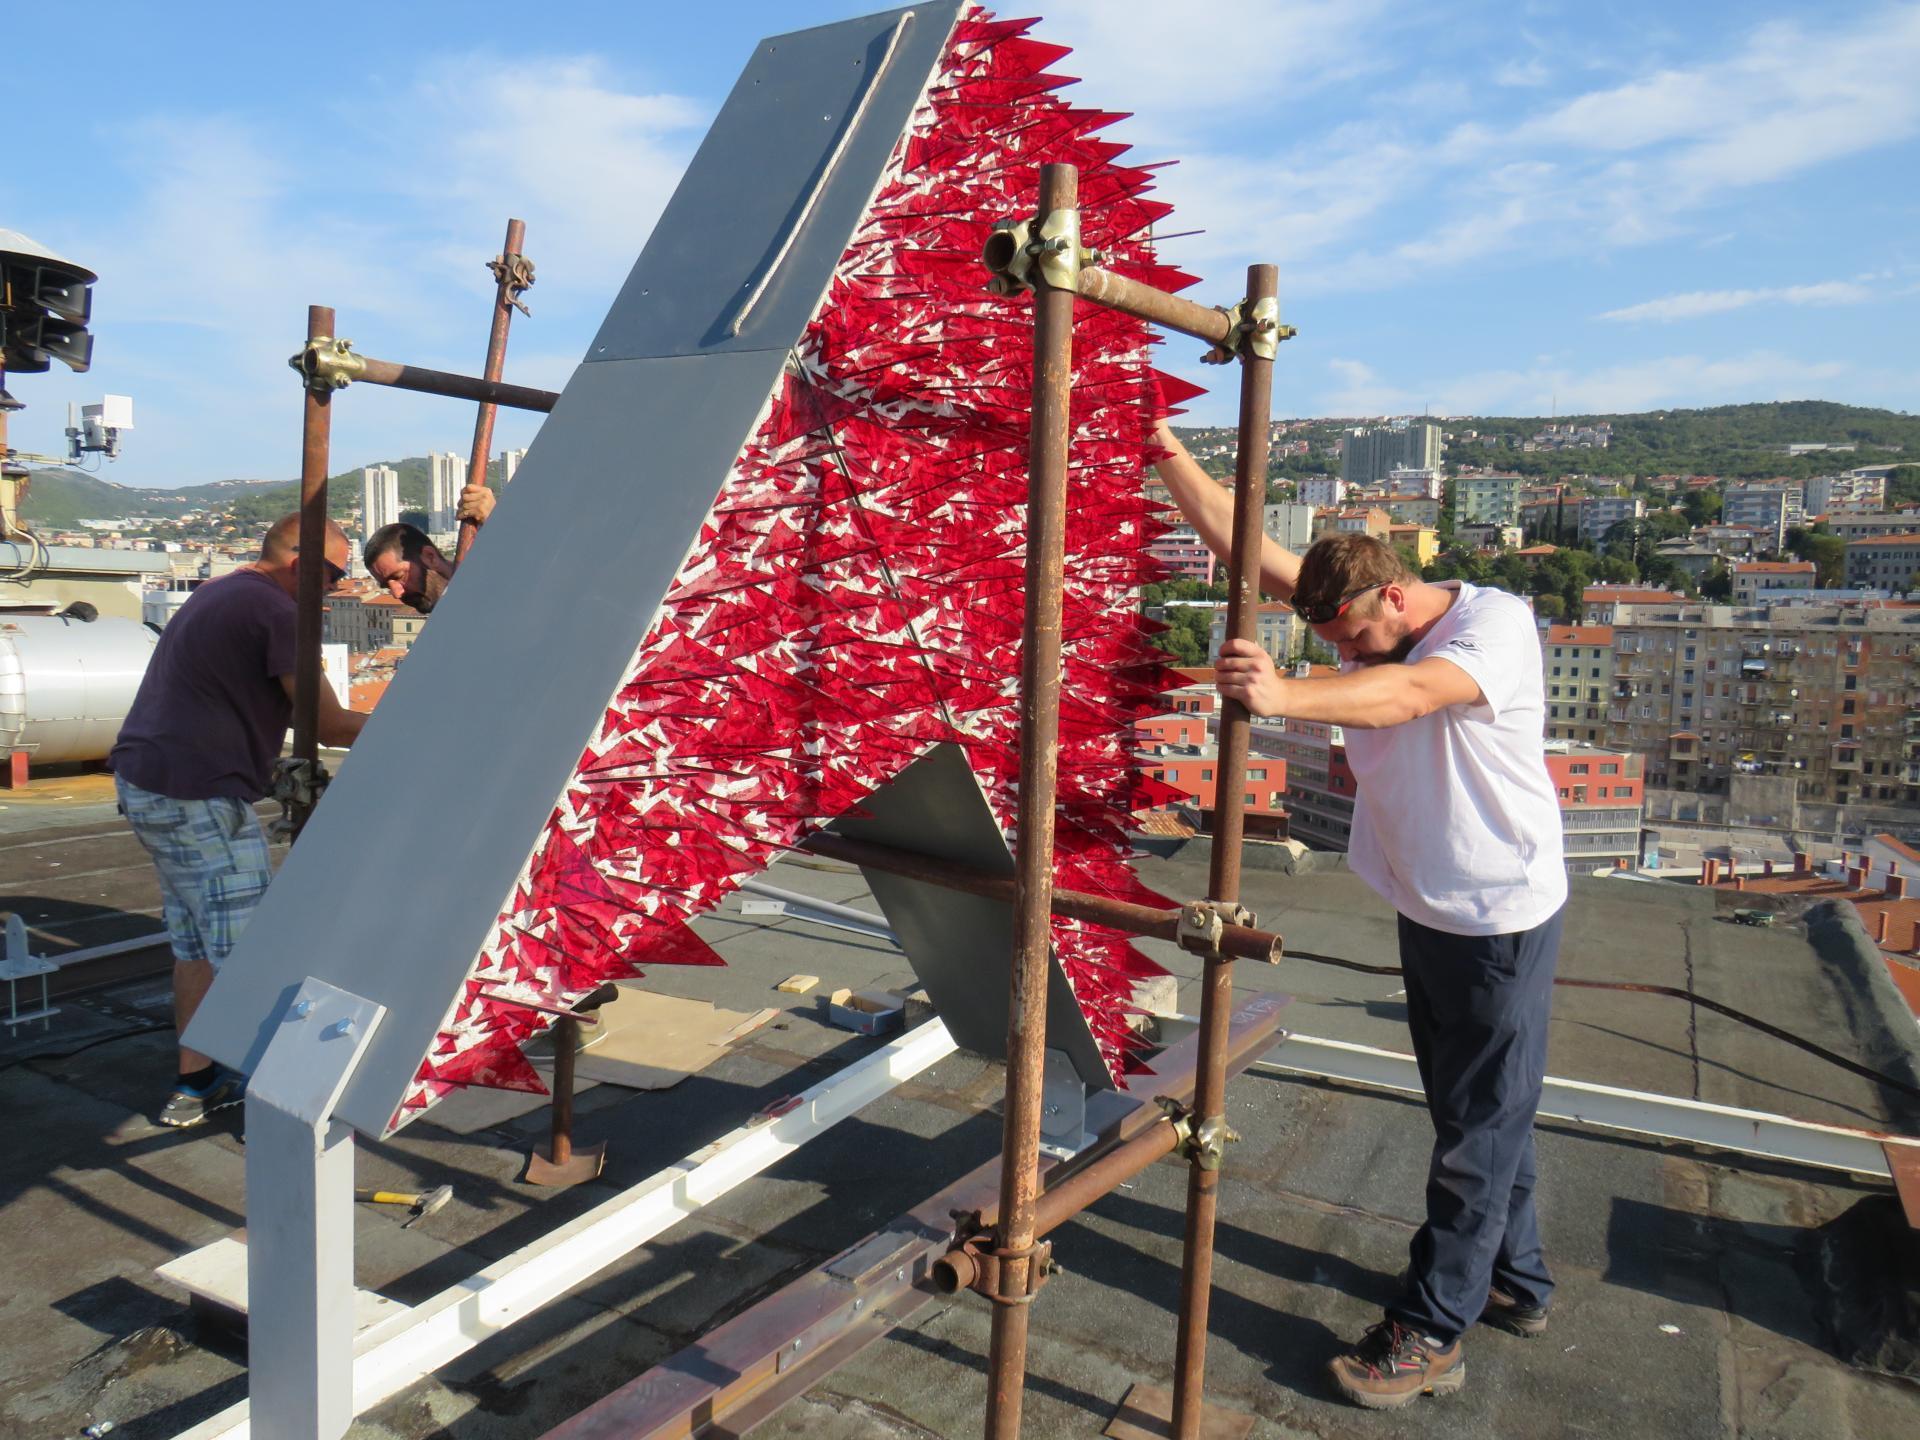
[116,775,273,969]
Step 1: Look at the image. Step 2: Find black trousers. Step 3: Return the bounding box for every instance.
[1387,903,1563,1343]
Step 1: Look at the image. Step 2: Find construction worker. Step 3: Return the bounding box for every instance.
[1154,424,1565,1410]
[110,514,368,1127]
[363,483,493,614]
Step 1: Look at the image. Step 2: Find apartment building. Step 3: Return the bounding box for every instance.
[1547,747,1646,876]
[1605,598,1920,806]
[1380,494,1443,528]
[1149,522,1217,583]
[1582,584,1685,625]
[1263,502,1316,555]
[1453,472,1525,527]
[1314,506,1391,541]
[1340,421,1442,486]
[1542,624,1614,745]
[1578,494,1645,545]
[1844,534,1920,590]
[1722,481,1804,551]
[324,591,428,652]
[1209,600,1303,663]
[1805,471,1887,515]
[1826,510,1920,542]
[1731,559,1816,604]
[1299,476,1348,508]
[1389,523,1438,565]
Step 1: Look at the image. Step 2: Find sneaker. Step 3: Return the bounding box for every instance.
[1328,1319,1465,1410]
[157,1070,244,1128]
[1481,1285,1550,1338]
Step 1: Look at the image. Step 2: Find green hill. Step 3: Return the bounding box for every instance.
[20,454,511,531]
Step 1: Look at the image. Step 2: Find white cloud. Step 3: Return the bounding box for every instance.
[1600,281,1873,324]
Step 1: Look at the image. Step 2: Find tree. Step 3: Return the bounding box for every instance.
[1534,594,1566,621]
[1151,605,1215,666]
[1680,488,1722,527]
[1888,464,1920,509]
[1785,524,1845,587]
[1701,563,1732,601]
[1596,555,1638,584]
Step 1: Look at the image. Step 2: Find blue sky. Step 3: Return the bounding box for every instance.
[6,1,1917,489]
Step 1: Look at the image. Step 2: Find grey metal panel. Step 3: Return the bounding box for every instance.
[586,2,962,363]
[184,2,967,1138]
[831,745,1113,1090]
[186,351,789,1135]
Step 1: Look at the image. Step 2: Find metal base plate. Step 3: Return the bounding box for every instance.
[1104,1384,1255,1440]
[525,1142,608,1187]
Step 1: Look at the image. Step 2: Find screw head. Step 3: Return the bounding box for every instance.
[324,1017,355,1039]
[288,999,313,1021]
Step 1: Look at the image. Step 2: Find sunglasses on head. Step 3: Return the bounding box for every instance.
[1295,581,1389,626]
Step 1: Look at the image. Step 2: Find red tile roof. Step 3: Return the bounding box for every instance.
[1583,585,1684,604]
[1545,624,1613,645]
[1846,533,1920,546]
[1732,560,1814,574]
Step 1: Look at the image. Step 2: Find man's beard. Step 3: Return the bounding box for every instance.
[1352,631,1418,667]
[403,567,448,615]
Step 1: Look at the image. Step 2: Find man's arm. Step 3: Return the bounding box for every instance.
[1152,421,1301,599]
[278,674,370,748]
[1214,638,1482,727]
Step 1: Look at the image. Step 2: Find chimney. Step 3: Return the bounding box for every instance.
[1615,858,1628,870]
[1733,875,1746,891]
[1794,852,1811,876]
[1889,875,1909,902]
[1763,859,1775,877]
[1876,910,1891,944]
[1847,865,1867,891]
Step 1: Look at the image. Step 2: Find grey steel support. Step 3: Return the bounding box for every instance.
[244,978,384,1440]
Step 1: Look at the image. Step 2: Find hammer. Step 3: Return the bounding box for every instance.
[355,1184,453,1228]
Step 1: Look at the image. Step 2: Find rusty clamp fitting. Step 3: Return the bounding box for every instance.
[1199,294,1296,366]
[289,335,366,393]
[1177,898,1254,958]
[982,206,1100,296]
[488,250,537,317]
[932,1215,1056,1306]
[268,755,331,837]
[1155,1096,1240,1172]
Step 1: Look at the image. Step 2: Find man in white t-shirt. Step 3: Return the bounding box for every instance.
[1154,426,1566,1410]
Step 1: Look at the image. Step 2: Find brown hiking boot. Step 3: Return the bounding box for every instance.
[1481,1285,1550,1338]
[1328,1319,1465,1409]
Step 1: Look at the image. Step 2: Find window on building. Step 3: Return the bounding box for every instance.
[1572,785,1587,802]
[1570,762,1589,774]
[1600,762,1619,774]
[1248,768,1266,780]
[1201,768,1212,781]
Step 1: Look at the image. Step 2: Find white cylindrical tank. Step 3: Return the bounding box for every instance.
[0,613,159,765]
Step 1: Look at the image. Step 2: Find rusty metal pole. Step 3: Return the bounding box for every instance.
[289,304,335,834]
[455,218,528,567]
[1169,263,1277,1438]
[983,162,1077,1440]
[548,1014,578,1168]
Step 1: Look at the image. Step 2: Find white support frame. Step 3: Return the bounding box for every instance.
[175,1017,957,1440]
[1259,1030,1920,1179]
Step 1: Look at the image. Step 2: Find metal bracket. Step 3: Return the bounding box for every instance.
[1199,294,1297,365]
[981,207,1100,296]
[270,756,332,838]
[1155,1095,1240,1172]
[1176,899,1254,959]
[936,1213,1056,1305]
[289,335,366,393]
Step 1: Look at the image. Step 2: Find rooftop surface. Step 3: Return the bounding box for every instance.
[4,783,1919,1439]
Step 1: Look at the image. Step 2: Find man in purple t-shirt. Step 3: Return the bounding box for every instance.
[112,513,367,1127]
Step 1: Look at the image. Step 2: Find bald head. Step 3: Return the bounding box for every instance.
[262,513,348,563]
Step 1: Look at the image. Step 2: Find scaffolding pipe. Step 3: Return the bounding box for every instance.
[984,162,1077,1440]
[798,831,1283,962]
[289,304,335,836]
[350,357,556,414]
[455,218,527,566]
[1075,266,1235,349]
[1170,262,1278,1439]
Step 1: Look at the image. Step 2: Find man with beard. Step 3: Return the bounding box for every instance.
[362,483,494,614]
[1153,424,1566,1410]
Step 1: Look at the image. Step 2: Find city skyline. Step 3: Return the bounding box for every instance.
[5,1,1918,489]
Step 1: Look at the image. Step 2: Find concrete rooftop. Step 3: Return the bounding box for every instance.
[4,786,1919,1439]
